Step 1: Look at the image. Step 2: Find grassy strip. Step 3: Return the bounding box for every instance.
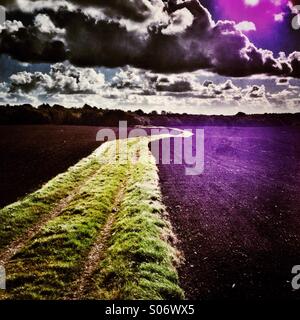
[1,147,127,299]
[87,138,184,300]
[1,138,184,300]
[0,145,107,251]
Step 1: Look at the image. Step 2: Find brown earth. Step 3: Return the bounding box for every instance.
[2,125,300,300]
[0,125,102,208]
[157,126,300,300]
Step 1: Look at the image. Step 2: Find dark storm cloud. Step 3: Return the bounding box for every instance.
[62,11,146,68]
[0,26,67,63]
[0,0,16,6]
[111,67,195,92]
[289,52,300,77]
[1,0,300,78]
[70,0,153,22]
[13,0,153,21]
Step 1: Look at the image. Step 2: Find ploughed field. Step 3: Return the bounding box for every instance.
[1,124,300,300]
[0,125,102,208]
[158,126,300,300]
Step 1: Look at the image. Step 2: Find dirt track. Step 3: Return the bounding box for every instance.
[157,126,300,300]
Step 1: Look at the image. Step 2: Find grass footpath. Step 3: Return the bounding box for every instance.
[0,137,184,300]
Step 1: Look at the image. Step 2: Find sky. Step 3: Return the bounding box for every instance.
[0,0,299,115]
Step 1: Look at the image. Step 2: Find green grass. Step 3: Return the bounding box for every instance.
[0,138,184,300]
[86,138,184,300]
[0,146,108,251]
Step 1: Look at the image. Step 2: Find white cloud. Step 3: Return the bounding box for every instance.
[274,12,285,22]
[244,0,260,7]
[0,19,23,33]
[10,63,105,94]
[236,21,256,32]
[1,66,300,115]
[34,14,65,35]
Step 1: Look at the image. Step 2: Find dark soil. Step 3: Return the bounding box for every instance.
[2,124,300,300]
[0,125,101,208]
[157,126,300,300]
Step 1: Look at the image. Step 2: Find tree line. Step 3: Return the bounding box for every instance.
[1,104,300,127]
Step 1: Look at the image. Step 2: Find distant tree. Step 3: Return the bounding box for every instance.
[236,112,246,117]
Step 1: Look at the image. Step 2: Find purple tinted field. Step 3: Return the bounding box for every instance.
[158,126,300,300]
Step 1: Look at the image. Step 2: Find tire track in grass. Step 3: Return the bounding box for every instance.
[70,185,126,300]
[1,135,185,300]
[85,138,185,300]
[1,142,127,300]
[0,165,105,267]
[0,143,109,254]
[69,142,140,300]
